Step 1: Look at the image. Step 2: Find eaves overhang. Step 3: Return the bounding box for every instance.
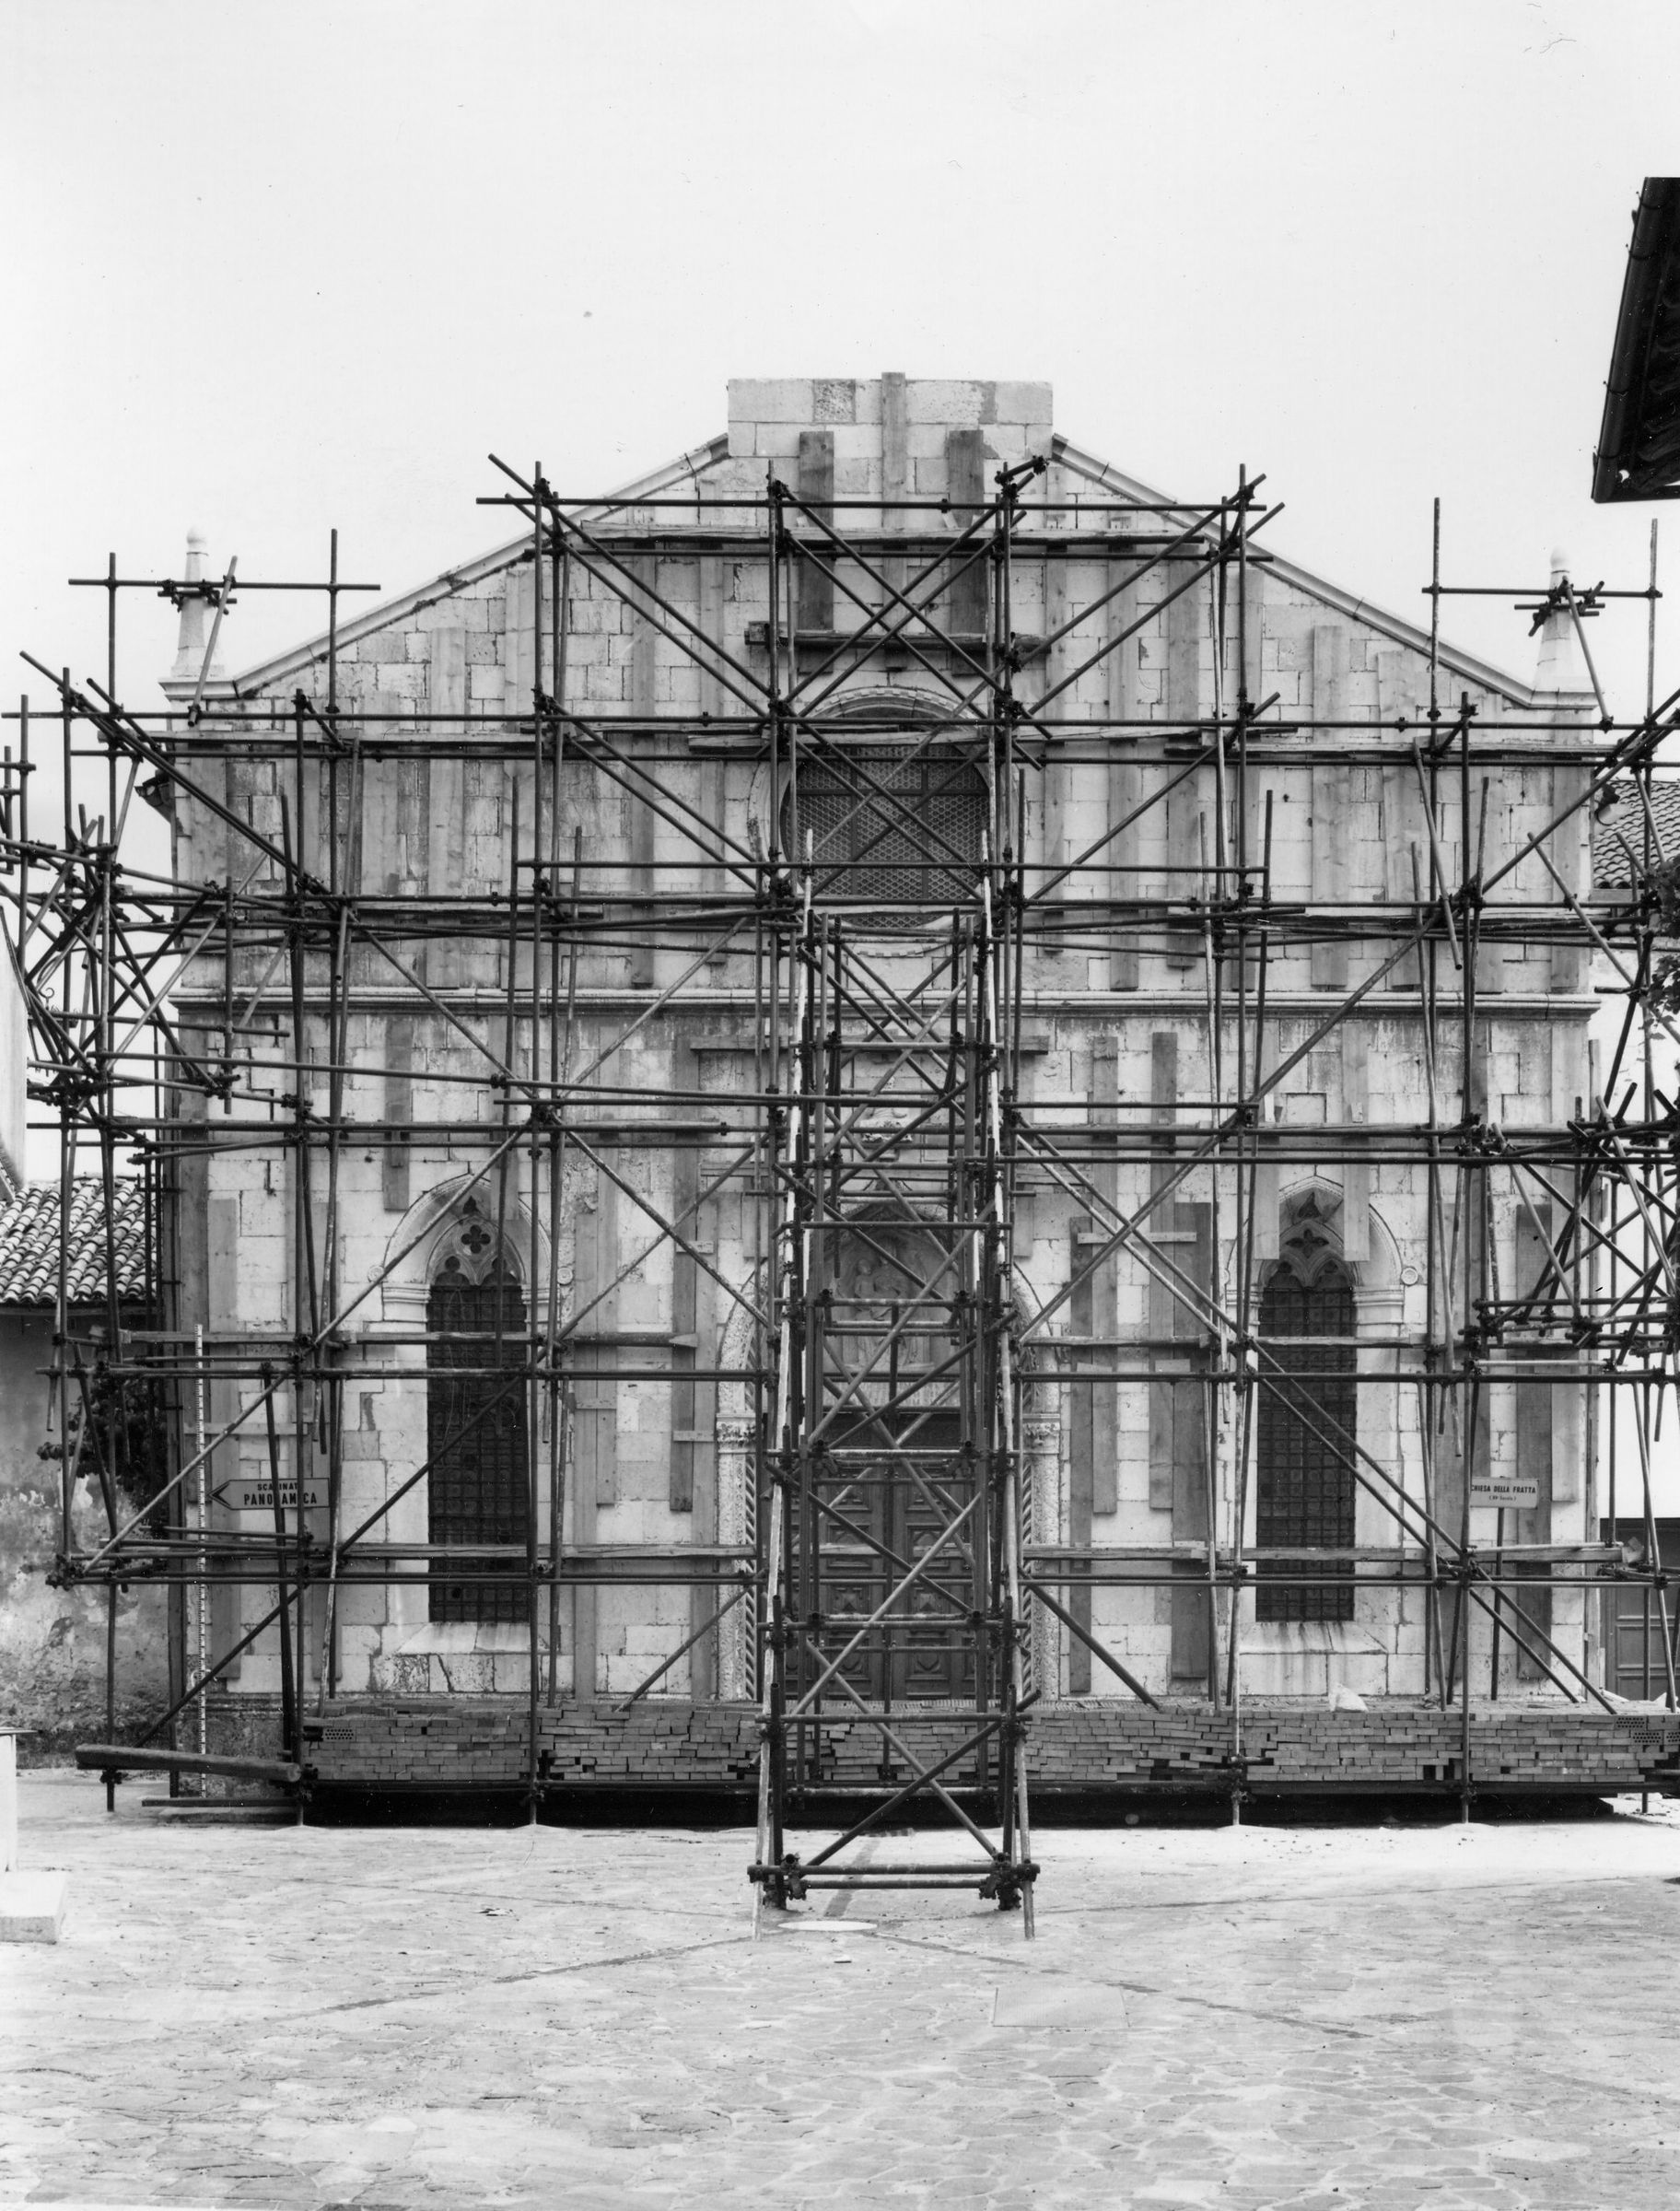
[1594,178,1680,504]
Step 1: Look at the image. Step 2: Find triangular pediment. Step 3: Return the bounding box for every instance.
[180,380,1589,716]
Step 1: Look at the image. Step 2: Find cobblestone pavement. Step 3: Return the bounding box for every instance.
[4,1774,1680,2208]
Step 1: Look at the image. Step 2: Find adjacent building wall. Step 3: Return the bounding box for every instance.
[0,1306,169,1753]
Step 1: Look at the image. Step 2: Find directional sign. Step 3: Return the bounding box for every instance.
[211,1480,327,1514]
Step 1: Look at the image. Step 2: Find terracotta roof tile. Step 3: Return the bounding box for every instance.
[1591,778,1680,889]
[0,1177,147,1307]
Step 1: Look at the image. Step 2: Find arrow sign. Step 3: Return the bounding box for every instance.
[210,1479,328,1514]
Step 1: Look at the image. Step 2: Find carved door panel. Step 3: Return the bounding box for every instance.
[889,1420,974,1701]
[818,1441,890,1702]
[809,1410,972,1702]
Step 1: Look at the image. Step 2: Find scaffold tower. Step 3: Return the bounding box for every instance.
[6,376,1680,1924]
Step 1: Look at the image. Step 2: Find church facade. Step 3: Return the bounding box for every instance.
[158,375,1643,1797]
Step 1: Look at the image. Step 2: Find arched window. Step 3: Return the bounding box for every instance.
[426,1200,530,1624]
[788,708,986,907]
[1255,1194,1356,1623]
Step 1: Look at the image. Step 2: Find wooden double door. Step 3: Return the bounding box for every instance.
[805,1410,976,1703]
[1602,1518,1680,1698]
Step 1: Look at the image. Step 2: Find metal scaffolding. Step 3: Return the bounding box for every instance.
[3,434,1678,1927]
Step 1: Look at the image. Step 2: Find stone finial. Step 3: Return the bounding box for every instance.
[1533,544,1582,694]
[169,529,225,684]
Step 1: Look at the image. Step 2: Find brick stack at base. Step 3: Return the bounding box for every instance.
[300,1701,759,1791]
[1029,1705,1232,1787]
[292,1697,1680,1799]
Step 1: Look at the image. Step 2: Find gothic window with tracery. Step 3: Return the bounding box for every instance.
[426,1199,530,1625]
[1255,1191,1357,1624]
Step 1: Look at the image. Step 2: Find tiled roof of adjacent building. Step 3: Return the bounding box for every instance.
[1591,778,1680,888]
[0,1177,148,1307]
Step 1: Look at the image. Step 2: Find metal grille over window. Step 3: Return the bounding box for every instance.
[1256,1258,1357,1624]
[427,1241,530,1626]
[793,740,986,907]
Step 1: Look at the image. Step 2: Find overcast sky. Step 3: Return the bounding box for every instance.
[6,1,1678,1495]
[5,0,1679,722]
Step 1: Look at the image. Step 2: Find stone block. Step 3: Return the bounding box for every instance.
[0,1870,67,1944]
[831,424,881,461]
[993,380,1055,425]
[906,380,986,426]
[337,1595,385,1637]
[728,378,815,425]
[354,620,406,661]
[811,379,857,423]
[753,424,803,459]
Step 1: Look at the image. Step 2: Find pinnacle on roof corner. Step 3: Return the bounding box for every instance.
[168,528,225,685]
[1532,545,1584,697]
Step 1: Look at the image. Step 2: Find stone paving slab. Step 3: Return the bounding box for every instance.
[2,1774,1679,2206]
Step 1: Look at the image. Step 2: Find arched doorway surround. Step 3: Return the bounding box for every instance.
[712,1217,1050,1701]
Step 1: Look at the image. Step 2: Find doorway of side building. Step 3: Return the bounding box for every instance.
[1601,1517,1680,1698]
